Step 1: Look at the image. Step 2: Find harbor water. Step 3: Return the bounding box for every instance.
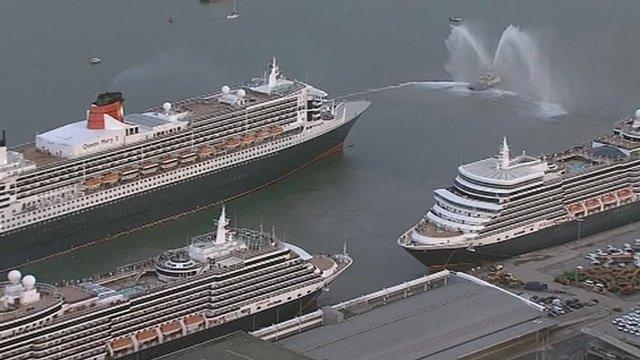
[2,0,640,304]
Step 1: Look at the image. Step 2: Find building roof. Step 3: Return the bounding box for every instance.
[158,332,311,360]
[279,274,552,360]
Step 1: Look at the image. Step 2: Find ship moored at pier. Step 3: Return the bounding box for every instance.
[0,208,352,360]
[0,58,371,269]
[399,111,640,268]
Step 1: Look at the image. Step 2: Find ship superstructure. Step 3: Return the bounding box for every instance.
[399,110,640,267]
[0,58,371,269]
[0,208,352,360]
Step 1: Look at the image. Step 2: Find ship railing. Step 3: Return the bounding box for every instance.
[207,277,324,318]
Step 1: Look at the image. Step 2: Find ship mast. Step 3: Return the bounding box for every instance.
[215,205,229,245]
[500,136,510,168]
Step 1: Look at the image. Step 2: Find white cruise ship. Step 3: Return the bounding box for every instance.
[399,111,640,268]
[0,207,352,359]
[0,58,371,269]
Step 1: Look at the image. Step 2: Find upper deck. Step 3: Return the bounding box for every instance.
[5,62,307,175]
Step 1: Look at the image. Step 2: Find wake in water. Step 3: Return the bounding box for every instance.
[445,23,566,117]
[340,80,564,119]
[339,81,466,100]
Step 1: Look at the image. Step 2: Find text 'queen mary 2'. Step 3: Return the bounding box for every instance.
[0,58,371,269]
[399,111,640,268]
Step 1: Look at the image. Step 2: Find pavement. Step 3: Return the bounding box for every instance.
[470,221,640,359]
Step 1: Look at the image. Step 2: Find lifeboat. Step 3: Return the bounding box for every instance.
[618,188,633,201]
[568,203,584,215]
[256,129,271,140]
[585,198,601,211]
[184,314,205,328]
[224,138,241,150]
[241,133,257,146]
[161,321,182,336]
[179,150,197,164]
[83,177,102,190]
[197,145,215,159]
[110,337,134,352]
[136,329,158,344]
[160,155,178,170]
[269,125,284,136]
[120,166,139,181]
[601,193,617,205]
[101,172,120,185]
[140,161,159,175]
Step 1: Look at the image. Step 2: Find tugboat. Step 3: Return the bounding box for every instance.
[468,72,501,91]
[226,0,239,19]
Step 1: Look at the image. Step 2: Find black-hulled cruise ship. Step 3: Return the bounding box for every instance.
[399,111,640,268]
[0,58,371,269]
[0,208,352,360]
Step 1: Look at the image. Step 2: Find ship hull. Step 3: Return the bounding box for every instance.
[116,290,320,360]
[1,118,360,270]
[404,201,640,269]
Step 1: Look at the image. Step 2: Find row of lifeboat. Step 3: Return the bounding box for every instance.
[223,125,284,150]
[109,314,205,354]
[83,126,284,191]
[567,188,635,216]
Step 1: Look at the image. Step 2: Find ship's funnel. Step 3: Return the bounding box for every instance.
[87,92,125,130]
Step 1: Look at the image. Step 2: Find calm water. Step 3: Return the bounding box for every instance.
[3,0,640,304]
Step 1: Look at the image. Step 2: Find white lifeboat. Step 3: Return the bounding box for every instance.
[160,155,178,170]
[120,166,140,181]
[140,161,159,175]
[179,150,197,164]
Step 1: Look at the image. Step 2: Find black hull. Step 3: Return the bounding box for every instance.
[1,119,359,270]
[116,290,320,360]
[404,201,640,268]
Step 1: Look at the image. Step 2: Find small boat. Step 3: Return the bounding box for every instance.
[197,145,215,159]
[160,321,182,336]
[241,133,257,146]
[226,0,239,19]
[140,161,159,175]
[101,172,120,185]
[167,16,174,24]
[585,198,600,211]
[90,57,101,65]
[449,16,463,23]
[110,337,134,352]
[601,193,617,205]
[269,125,284,136]
[120,166,140,181]
[224,138,241,149]
[468,72,501,91]
[160,156,178,170]
[256,129,271,140]
[567,203,584,215]
[179,150,198,164]
[83,177,103,190]
[136,329,158,344]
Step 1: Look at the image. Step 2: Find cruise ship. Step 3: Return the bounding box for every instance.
[399,111,640,268]
[0,58,371,269]
[0,208,352,360]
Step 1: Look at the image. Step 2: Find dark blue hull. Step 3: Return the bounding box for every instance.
[404,201,640,269]
[1,119,360,270]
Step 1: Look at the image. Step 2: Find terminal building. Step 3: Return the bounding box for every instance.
[161,271,557,360]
